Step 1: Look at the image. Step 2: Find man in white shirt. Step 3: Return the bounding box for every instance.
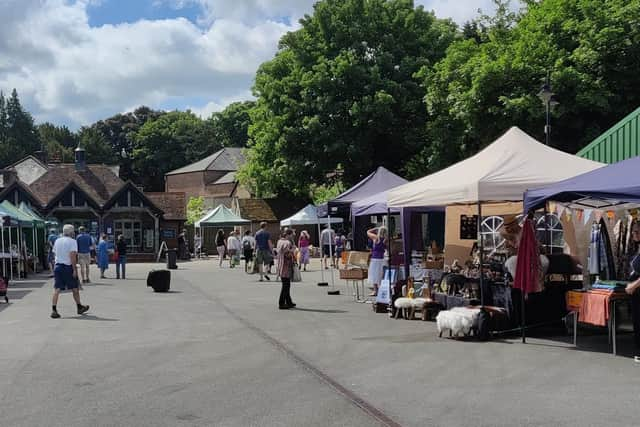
[226,230,242,268]
[51,224,90,319]
[320,225,336,269]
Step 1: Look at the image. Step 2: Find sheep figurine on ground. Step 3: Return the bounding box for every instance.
[436,307,480,337]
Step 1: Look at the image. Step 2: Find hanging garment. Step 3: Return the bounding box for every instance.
[588,223,600,275]
[598,218,616,280]
[514,218,542,296]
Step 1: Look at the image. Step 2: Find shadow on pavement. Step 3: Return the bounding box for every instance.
[69,315,119,321]
[9,281,47,289]
[292,308,348,314]
[7,290,31,299]
[0,303,10,313]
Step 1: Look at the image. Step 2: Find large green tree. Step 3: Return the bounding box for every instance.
[411,0,640,176]
[37,122,78,163]
[208,101,255,148]
[78,126,118,164]
[0,89,41,167]
[131,111,219,191]
[240,0,457,197]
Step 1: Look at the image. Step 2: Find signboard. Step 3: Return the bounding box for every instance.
[162,229,176,239]
[459,215,478,240]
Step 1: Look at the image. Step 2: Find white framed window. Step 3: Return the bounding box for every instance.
[480,215,505,253]
[536,213,564,254]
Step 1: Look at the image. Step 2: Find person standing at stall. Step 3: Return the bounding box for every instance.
[76,226,93,284]
[96,234,109,279]
[50,224,89,319]
[115,235,127,279]
[215,229,226,268]
[625,222,640,363]
[367,226,387,297]
[276,229,296,310]
[242,230,256,273]
[298,230,311,271]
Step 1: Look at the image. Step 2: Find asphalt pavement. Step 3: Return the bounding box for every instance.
[1,259,639,427]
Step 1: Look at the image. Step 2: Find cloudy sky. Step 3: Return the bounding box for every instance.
[0,0,520,129]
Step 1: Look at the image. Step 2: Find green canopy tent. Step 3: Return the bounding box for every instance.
[195,205,251,255]
[0,208,19,280]
[0,201,38,278]
[19,202,47,272]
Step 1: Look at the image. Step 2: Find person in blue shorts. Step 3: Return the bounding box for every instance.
[50,224,90,319]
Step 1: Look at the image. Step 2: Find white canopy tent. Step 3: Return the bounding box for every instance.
[387,126,604,208]
[280,205,343,227]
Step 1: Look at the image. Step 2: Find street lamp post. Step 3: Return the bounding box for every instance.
[537,71,559,146]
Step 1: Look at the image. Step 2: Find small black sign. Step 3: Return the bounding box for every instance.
[460,215,478,240]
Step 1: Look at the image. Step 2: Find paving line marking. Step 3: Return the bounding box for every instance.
[186,279,403,427]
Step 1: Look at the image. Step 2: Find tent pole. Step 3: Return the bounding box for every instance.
[1,226,4,278]
[316,216,327,287]
[477,202,484,306]
[328,214,336,291]
[33,228,37,273]
[9,226,13,281]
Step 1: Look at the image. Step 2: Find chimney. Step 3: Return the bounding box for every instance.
[75,146,86,171]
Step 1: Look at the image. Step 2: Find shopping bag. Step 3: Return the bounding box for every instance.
[291,263,302,282]
[376,279,391,305]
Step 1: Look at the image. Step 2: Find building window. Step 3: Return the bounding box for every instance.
[536,213,565,254]
[480,216,505,254]
[114,220,142,251]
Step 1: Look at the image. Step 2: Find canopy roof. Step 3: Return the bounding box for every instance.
[318,166,407,216]
[18,202,46,227]
[351,189,402,216]
[196,205,251,228]
[388,127,604,208]
[0,201,37,227]
[280,204,343,226]
[524,155,640,211]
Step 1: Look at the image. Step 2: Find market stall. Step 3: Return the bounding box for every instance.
[387,126,603,322]
[0,209,19,280]
[195,205,251,255]
[525,155,640,353]
[280,204,342,247]
[0,201,37,279]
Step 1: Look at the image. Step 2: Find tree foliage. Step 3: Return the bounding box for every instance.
[186,196,206,226]
[0,90,41,167]
[131,111,219,191]
[209,101,254,148]
[239,0,457,197]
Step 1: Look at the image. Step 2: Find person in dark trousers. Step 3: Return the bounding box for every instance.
[242,230,256,273]
[115,235,127,279]
[216,229,226,268]
[50,224,89,319]
[276,229,296,309]
[625,221,640,363]
[255,222,273,281]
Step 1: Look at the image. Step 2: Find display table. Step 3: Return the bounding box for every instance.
[566,289,631,355]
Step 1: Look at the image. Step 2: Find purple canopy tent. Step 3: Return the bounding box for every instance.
[317,166,407,218]
[524,155,640,212]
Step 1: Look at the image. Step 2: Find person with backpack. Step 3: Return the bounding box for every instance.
[242,230,256,273]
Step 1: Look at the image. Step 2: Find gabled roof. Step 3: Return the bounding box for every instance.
[577,105,640,163]
[146,192,186,221]
[196,204,250,227]
[213,171,236,184]
[8,154,48,171]
[166,147,245,175]
[45,182,102,210]
[388,127,604,207]
[29,164,124,206]
[0,180,43,207]
[102,181,163,214]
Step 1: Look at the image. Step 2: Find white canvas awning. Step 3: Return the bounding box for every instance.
[280,205,343,227]
[388,127,604,208]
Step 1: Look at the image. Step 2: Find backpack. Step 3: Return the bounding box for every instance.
[243,239,252,250]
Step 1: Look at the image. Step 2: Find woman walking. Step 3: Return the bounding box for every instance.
[116,235,127,279]
[298,230,311,271]
[96,233,109,279]
[367,226,387,297]
[276,229,296,310]
[215,229,226,267]
[242,230,256,273]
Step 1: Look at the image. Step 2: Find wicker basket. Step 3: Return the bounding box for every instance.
[339,268,368,280]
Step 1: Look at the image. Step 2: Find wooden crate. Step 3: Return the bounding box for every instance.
[566,290,584,311]
[339,268,368,280]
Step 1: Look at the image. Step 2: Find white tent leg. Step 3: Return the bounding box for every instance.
[9,227,13,281]
[1,226,4,278]
[328,215,335,288]
[33,229,37,273]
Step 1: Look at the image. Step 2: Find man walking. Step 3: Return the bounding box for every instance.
[255,222,273,281]
[76,226,93,284]
[320,225,336,269]
[51,224,90,319]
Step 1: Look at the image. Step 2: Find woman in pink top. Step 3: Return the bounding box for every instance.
[298,230,311,271]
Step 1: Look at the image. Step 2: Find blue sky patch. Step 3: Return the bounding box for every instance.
[87,0,202,27]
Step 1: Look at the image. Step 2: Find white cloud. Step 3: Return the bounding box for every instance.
[188,90,254,118]
[0,0,522,129]
[0,0,292,128]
